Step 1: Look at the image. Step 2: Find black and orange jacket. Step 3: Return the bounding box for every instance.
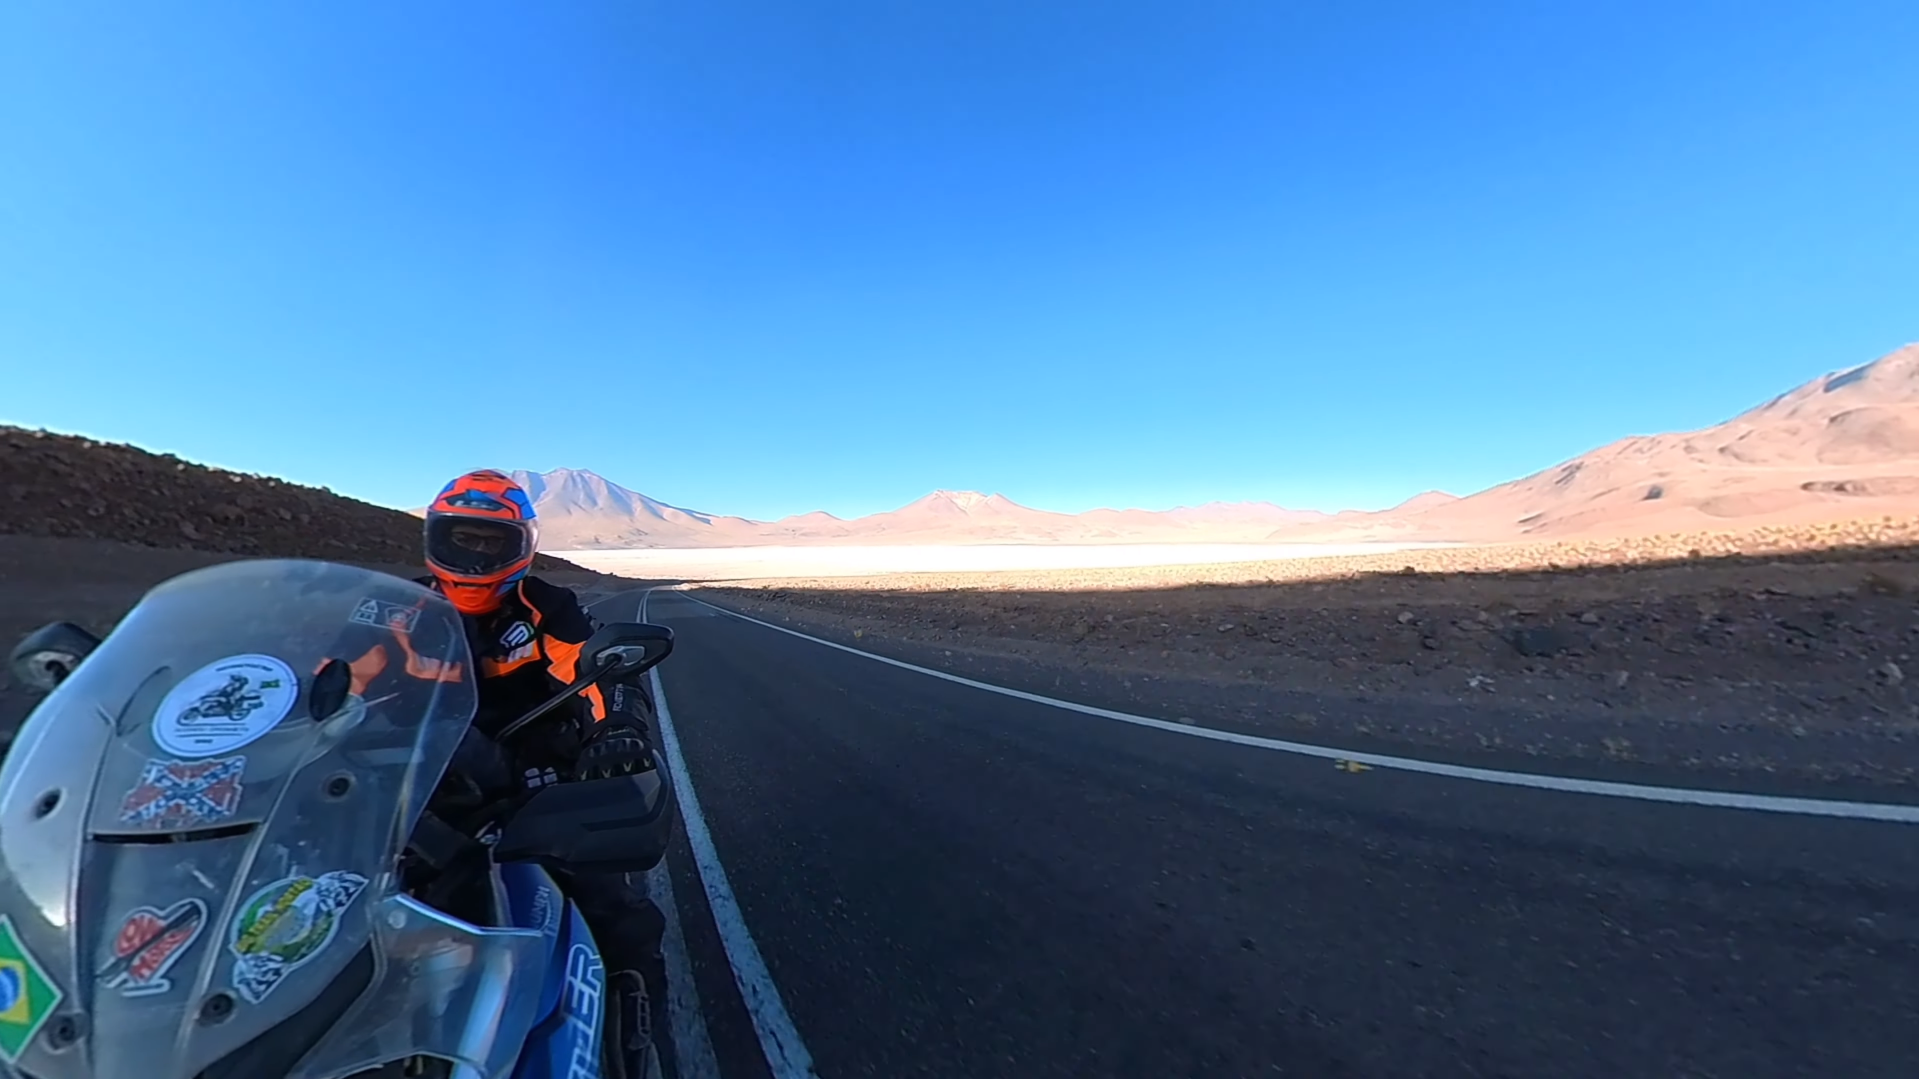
[326,575,620,757]
[417,574,612,738]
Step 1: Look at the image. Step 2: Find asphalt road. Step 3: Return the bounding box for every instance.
[605,588,1919,1079]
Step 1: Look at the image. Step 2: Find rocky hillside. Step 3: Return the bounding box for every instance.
[2,426,582,571]
[1277,342,1919,543]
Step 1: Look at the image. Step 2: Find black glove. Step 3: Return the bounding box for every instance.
[449,727,516,799]
[575,723,655,780]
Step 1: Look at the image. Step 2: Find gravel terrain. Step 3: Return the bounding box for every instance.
[1,424,585,571]
[701,518,1919,788]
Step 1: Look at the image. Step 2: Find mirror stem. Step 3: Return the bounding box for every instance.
[496,655,617,742]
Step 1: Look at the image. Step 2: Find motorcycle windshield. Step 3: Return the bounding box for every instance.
[0,559,477,1079]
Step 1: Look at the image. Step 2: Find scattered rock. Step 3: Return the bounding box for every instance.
[710,515,1919,776]
[1865,572,1906,596]
[1509,626,1574,658]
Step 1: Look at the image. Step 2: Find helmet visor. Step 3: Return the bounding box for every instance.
[425,515,533,578]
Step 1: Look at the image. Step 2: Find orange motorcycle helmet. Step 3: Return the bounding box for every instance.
[422,469,540,615]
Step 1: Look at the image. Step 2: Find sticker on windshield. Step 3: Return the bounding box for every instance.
[349,598,419,634]
[99,899,207,998]
[227,871,368,1004]
[152,655,297,758]
[117,756,245,830]
[0,915,63,1063]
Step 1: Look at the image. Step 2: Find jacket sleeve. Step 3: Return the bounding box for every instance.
[522,578,612,724]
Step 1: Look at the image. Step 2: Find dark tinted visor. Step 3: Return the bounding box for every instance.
[424,516,532,577]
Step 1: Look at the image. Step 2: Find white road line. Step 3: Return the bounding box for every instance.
[668,591,1919,825]
[589,592,722,1079]
[645,597,821,1079]
[642,862,721,1079]
[645,1032,666,1079]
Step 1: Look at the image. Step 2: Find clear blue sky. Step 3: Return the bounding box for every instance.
[3,1,1915,521]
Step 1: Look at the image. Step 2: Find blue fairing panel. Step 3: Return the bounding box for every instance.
[501,862,569,1022]
[511,900,607,1079]
[503,862,565,938]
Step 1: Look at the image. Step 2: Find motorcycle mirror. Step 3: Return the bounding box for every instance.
[308,658,353,721]
[8,622,104,692]
[580,622,674,680]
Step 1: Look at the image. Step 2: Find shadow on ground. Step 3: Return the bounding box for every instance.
[693,541,1919,790]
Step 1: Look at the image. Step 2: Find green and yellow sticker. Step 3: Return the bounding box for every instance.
[0,915,63,1062]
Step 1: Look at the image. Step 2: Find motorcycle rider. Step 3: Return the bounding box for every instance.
[417,468,664,981]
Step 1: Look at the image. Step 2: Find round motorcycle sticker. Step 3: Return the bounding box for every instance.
[152,654,299,758]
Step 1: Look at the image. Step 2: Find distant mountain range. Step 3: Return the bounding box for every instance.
[509,342,1919,549]
[511,472,1355,549]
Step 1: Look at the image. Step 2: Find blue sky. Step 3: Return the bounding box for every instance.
[3,1,1915,521]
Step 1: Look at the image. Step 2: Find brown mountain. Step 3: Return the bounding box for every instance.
[508,469,764,549]
[1270,342,1919,543]
[519,481,1331,549]
[522,341,1919,549]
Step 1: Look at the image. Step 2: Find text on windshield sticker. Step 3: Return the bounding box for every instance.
[151,654,298,758]
[227,871,368,1004]
[99,898,208,997]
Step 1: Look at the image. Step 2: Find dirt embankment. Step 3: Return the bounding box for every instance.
[0,427,618,732]
[702,518,1919,785]
[2,425,587,572]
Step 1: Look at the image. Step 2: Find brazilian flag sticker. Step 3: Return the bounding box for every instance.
[0,916,62,1062]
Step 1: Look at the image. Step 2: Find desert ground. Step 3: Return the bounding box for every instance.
[689,516,1919,787]
[13,413,1919,788]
